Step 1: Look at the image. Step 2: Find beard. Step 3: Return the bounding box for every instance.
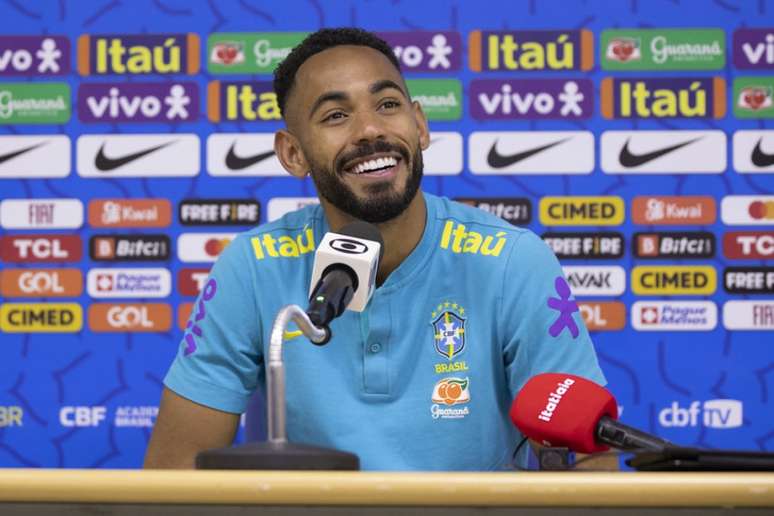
[307,139,424,224]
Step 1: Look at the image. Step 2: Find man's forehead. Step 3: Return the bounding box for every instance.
[295,45,404,97]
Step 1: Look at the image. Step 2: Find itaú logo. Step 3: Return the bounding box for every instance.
[659,400,743,429]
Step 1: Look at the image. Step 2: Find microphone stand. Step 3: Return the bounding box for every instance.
[195,305,360,470]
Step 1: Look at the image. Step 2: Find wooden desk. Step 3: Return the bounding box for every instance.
[0,469,772,515]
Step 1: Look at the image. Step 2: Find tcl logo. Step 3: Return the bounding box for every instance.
[59,406,106,427]
[723,231,774,259]
[88,303,172,332]
[0,235,81,262]
[658,400,743,429]
[0,269,82,297]
[178,268,210,296]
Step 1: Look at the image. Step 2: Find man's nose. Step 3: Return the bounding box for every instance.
[351,109,385,143]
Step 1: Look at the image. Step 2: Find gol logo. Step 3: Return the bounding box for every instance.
[88,303,171,332]
[632,265,717,295]
[539,196,625,226]
[0,303,82,332]
[0,268,82,297]
[431,377,470,405]
[577,301,626,331]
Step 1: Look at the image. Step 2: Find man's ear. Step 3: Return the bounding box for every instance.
[274,129,310,178]
[412,100,430,151]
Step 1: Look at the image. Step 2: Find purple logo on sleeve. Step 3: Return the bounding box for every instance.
[547,277,579,339]
[183,278,217,356]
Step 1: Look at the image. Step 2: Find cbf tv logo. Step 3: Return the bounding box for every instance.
[431,302,466,360]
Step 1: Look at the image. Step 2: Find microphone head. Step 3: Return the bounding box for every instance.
[510,373,618,454]
[338,220,384,261]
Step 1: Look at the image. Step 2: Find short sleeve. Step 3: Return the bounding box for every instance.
[164,235,263,414]
[500,230,606,398]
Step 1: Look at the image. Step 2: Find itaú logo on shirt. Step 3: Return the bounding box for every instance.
[439,221,507,256]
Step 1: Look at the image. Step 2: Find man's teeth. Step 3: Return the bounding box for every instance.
[353,157,397,174]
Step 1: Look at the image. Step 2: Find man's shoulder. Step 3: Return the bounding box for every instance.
[226,203,322,262]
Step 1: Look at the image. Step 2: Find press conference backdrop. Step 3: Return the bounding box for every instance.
[0,0,772,468]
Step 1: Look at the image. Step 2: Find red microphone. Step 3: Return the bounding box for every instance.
[510,373,669,454]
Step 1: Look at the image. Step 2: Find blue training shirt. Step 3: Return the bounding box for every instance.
[165,193,605,470]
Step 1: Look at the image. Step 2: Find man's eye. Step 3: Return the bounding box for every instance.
[323,112,346,122]
[380,100,401,110]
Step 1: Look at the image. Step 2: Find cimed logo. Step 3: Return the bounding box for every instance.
[547,277,579,338]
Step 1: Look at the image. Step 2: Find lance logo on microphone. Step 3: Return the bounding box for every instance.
[431,301,467,360]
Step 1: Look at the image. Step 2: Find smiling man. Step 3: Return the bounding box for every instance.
[144,28,605,471]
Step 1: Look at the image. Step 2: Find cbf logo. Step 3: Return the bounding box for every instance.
[431,301,466,360]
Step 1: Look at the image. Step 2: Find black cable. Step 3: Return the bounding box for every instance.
[510,436,531,471]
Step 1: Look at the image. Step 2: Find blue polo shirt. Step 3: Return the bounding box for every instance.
[165,193,605,470]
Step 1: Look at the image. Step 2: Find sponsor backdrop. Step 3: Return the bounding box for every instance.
[0,0,772,468]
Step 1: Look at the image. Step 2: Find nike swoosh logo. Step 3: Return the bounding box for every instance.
[0,141,47,165]
[751,138,774,167]
[487,138,570,168]
[619,137,702,168]
[95,141,175,171]
[225,142,276,170]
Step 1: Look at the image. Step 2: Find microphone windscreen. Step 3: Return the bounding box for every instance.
[338,221,384,260]
[510,373,618,454]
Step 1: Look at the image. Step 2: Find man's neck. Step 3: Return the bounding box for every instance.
[321,192,427,286]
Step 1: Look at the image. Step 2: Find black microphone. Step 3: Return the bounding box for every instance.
[306,221,383,329]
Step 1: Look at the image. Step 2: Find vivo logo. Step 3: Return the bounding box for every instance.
[78,82,198,122]
[658,400,743,429]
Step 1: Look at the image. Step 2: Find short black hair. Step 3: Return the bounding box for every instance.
[273,27,402,118]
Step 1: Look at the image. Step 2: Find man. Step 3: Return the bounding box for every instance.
[144,28,605,470]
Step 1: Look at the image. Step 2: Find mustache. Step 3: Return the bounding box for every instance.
[336,140,410,172]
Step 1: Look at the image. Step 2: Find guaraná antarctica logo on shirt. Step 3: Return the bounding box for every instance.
[431,377,470,420]
[431,301,467,361]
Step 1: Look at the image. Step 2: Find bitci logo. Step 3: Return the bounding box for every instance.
[89,235,170,261]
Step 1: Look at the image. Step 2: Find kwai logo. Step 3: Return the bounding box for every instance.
[207,32,307,74]
[632,196,716,225]
[733,78,774,118]
[0,83,70,124]
[0,36,69,75]
[733,28,774,69]
[378,31,461,72]
[77,33,199,75]
[468,29,593,71]
[470,79,592,120]
[407,79,461,120]
[601,29,724,70]
[88,199,172,228]
[78,82,198,122]
[600,77,725,118]
[207,81,279,122]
